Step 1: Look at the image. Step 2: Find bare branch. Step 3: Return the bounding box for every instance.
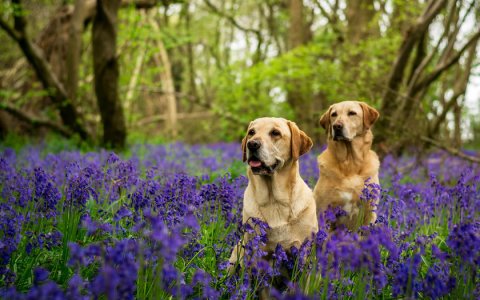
[421,136,480,164]
[406,0,456,87]
[312,0,342,37]
[0,17,21,40]
[418,0,444,27]
[412,29,480,94]
[0,0,88,139]
[313,0,334,24]
[261,2,284,54]
[409,0,474,92]
[0,103,73,137]
[203,0,263,63]
[380,0,447,113]
[428,38,478,137]
[12,0,27,33]
[438,0,475,64]
[121,0,157,9]
[203,0,261,35]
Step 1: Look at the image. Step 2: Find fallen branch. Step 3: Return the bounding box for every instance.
[134,111,214,127]
[0,103,73,138]
[421,136,480,164]
[126,86,244,125]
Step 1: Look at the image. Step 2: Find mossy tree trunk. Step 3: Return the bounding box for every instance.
[92,0,126,149]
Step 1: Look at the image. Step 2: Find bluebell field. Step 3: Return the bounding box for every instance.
[0,142,479,299]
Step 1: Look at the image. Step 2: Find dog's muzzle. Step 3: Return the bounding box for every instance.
[333,123,348,141]
[246,139,279,175]
[248,156,279,175]
[333,131,347,141]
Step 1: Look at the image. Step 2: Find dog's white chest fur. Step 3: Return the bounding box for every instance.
[244,192,292,228]
[339,191,353,202]
[258,199,291,228]
[314,148,380,227]
[340,195,360,216]
[315,154,377,210]
[242,175,318,249]
[338,191,358,215]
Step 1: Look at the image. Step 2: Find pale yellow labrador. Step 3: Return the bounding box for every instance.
[313,101,380,230]
[229,117,318,269]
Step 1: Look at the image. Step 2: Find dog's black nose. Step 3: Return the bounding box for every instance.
[247,140,261,151]
[333,123,343,131]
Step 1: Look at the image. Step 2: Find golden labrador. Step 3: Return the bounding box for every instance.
[313,101,380,230]
[229,117,318,269]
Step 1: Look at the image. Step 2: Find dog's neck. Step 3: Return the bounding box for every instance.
[247,159,299,207]
[328,130,373,174]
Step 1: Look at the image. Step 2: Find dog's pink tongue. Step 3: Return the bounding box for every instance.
[249,160,262,168]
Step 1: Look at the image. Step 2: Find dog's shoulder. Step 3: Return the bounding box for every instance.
[363,149,380,173]
[317,148,331,165]
[317,149,339,175]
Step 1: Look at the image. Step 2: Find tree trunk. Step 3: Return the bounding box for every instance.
[453,100,462,148]
[148,10,178,138]
[125,40,146,126]
[0,112,8,140]
[92,0,126,149]
[390,0,420,35]
[286,0,312,134]
[376,0,447,150]
[183,1,199,112]
[66,0,95,100]
[287,0,305,50]
[345,0,378,44]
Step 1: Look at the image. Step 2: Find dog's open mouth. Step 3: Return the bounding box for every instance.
[248,156,279,175]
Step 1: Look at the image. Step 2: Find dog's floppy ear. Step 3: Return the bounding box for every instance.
[288,121,313,161]
[241,122,252,162]
[319,106,332,130]
[241,136,247,162]
[359,102,380,130]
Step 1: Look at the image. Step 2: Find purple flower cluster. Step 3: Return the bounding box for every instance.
[0,143,478,299]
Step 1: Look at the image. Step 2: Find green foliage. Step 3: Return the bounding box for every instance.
[207,28,401,139]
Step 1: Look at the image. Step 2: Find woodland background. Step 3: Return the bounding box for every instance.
[1,0,479,156]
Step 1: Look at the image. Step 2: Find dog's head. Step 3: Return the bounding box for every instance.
[241,118,313,175]
[319,101,379,142]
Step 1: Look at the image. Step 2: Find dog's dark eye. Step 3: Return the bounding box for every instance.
[248,129,255,136]
[270,129,281,137]
[348,111,357,116]
[331,112,337,117]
